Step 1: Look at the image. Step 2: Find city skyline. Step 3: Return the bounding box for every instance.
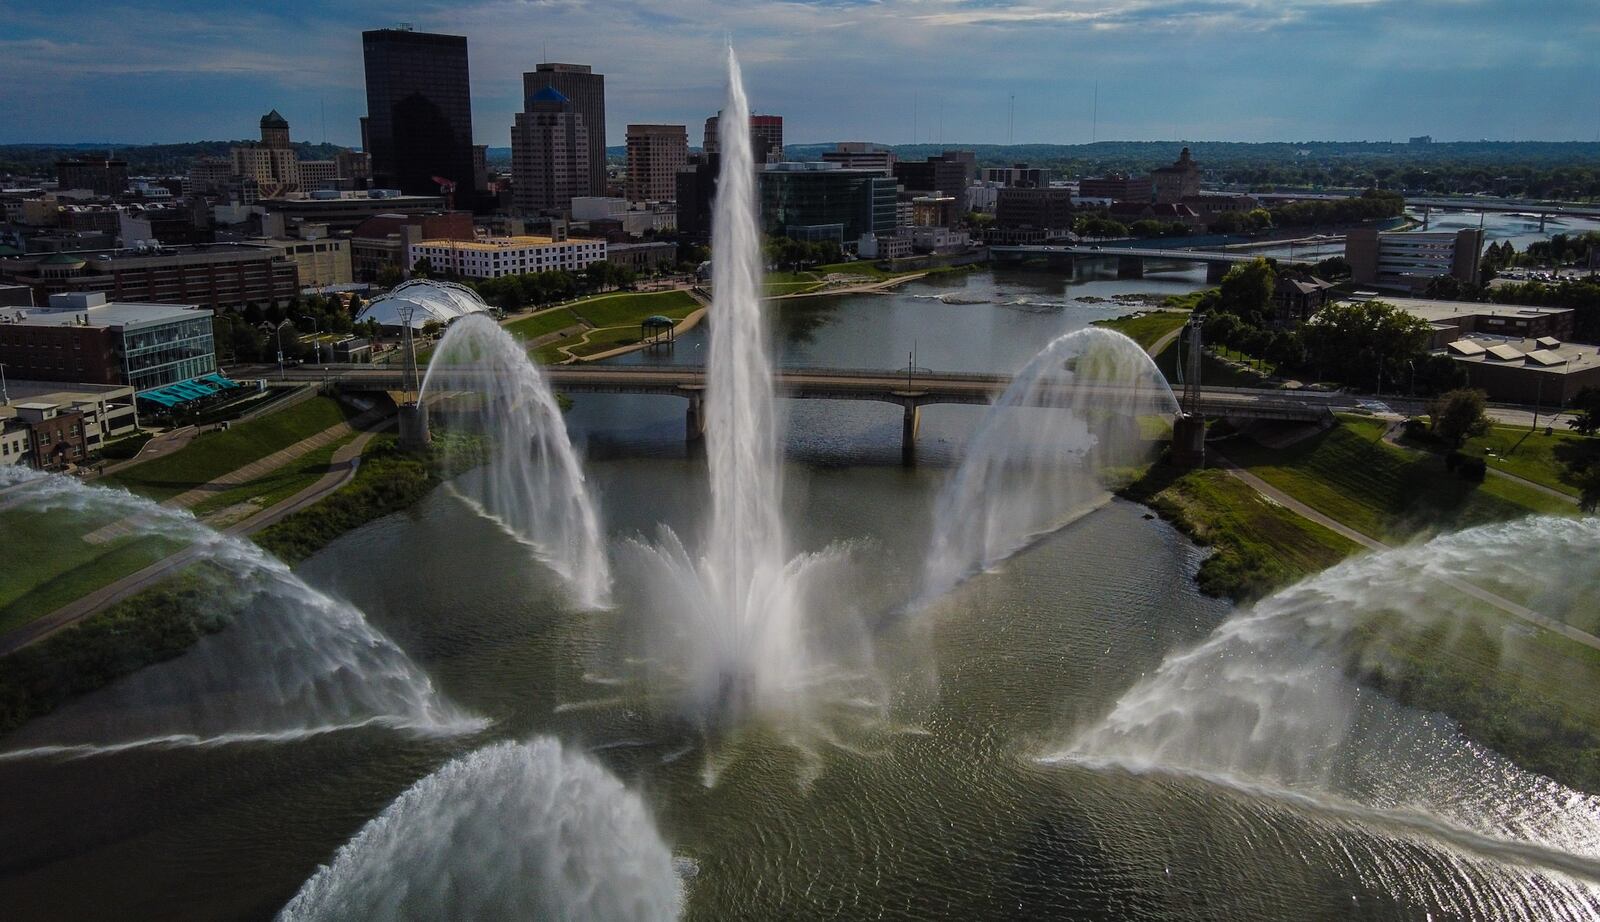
[3,0,1597,148]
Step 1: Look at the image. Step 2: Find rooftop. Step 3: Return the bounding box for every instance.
[1348,295,1573,326]
[1441,335,1600,375]
[1,301,210,330]
[413,235,603,251]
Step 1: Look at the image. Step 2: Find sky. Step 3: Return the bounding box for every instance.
[2,0,1597,148]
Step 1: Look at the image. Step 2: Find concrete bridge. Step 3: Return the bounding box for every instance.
[988,244,1315,281]
[292,364,1343,463]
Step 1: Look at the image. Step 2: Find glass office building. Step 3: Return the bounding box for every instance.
[362,27,477,197]
[758,163,897,244]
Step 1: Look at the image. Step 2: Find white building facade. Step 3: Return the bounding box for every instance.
[407,236,607,279]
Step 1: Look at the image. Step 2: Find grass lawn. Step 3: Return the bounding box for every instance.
[1092,311,1190,352]
[103,396,354,502]
[568,290,697,327]
[1123,463,1359,601]
[189,435,352,517]
[1454,425,1599,497]
[809,261,900,279]
[1221,415,1572,541]
[505,307,580,340]
[567,327,648,357]
[0,509,183,634]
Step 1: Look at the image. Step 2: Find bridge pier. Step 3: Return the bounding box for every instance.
[1117,255,1145,279]
[398,401,431,452]
[1171,413,1206,468]
[901,402,921,466]
[1539,212,1547,232]
[684,390,706,445]
[1206,262,1230,283]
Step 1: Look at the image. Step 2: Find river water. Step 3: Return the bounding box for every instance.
[3,266,1598,920]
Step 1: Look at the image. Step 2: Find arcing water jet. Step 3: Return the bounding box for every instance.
[421,314,611,609]
[921,326,1177,602]
[0,469,479,757]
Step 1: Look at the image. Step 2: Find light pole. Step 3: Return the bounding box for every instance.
[299,314,321,365]
[262,319,292,381]
[0,361,9,406]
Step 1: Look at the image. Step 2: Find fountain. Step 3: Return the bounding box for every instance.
[420,314,611,609]
[277,736,682,921]
[615,46,880,723]
[920,327,1177,603]
[0,469,480,758]
[1054,516,1600,893]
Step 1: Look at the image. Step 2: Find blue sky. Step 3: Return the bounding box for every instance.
[2,0,1596,147]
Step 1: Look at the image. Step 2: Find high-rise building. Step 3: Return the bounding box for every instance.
[675,153,720,240]
[231,110,302,197]
[1151,147,1202,204]
[704,113,784,163]
[523,63,606,189]
[56,158,129,196]
[511,87,591,215]
[362,27,477,197]
[821,143,895,177]
[893,150,976,212]
[625,125,688,202]
[758,162,896,244]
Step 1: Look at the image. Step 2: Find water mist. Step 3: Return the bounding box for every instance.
[619,46,876,722]
[278,736,683,921]
[421,314,611,609]
[0,469,479,758]
[921,326,1177,602]
[1054,516,1600,912]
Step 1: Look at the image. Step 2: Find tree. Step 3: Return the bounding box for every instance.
[1217,258,1275,327]
[1300,299,1434,389]
[1429,388,1490,448]
[1210,211,1247,234]
[1129,219,1166,239]
[376,264,406,289]
[410,257,436,279]
[1568,387,1600,436]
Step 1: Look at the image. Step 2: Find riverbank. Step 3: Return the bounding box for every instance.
[1124,412,1600,793]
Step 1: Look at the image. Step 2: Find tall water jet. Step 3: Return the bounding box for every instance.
[1054,517,1600,897]
[921,327,1176,602]
[277,736,683,921]
[421,313,611,609]
[0,470,480,758]
[617,46,880,723]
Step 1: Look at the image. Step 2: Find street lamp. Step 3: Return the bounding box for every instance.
[299,314,322,365]
[261,319,292,381]
[0,361,9,406]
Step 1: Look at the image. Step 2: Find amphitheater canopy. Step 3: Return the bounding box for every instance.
[356,279,489,329]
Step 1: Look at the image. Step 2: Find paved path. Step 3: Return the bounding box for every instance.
[0,418,392,656]
[1376,420,1579,507]
[1210,448,1600,653]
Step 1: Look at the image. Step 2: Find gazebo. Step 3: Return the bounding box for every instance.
[641,314,676,348]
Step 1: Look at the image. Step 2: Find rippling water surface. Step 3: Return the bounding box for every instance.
[4,268,1598,920]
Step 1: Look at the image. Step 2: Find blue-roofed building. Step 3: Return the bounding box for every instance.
[512,77,593,215]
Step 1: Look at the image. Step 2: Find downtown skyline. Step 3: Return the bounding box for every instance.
[2,0,1598,149]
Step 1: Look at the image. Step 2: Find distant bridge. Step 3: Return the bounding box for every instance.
[290,364,1345,463]
[987,244,1315,281]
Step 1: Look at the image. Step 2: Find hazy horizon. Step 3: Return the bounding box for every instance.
[4,0,1597,149]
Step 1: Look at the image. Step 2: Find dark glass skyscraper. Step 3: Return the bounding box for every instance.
[362,27,476,198]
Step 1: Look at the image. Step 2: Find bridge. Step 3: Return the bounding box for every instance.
[987,244,1314,281]
[287,364,1346,464]
[1250,192,1600,229]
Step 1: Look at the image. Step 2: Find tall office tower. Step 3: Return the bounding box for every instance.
[259,109,291,149]
[625,124,688,202]
[362,26,477,196]
[703,113,783,163]
[522,63,606,189]
[231,110,301,197]
[511,87,591,215]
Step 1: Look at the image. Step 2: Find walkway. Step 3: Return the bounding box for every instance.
[1209,448,1600,653]
[1376,420,1579,507]
[83,408,382,545]
[0,418,392,656]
